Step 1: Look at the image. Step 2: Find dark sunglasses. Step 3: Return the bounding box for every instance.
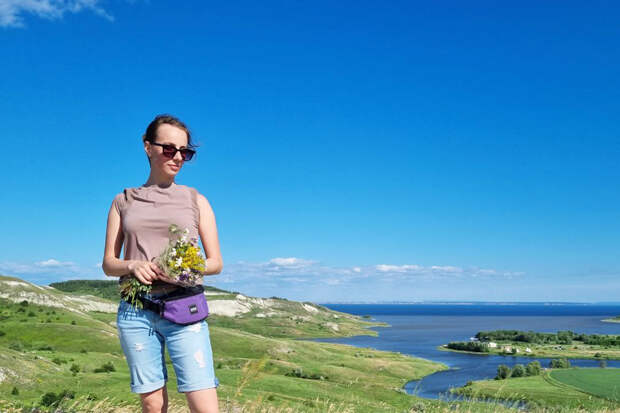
[150,142,196,161]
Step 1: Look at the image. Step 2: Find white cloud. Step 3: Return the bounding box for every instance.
[0,258,101,277]
[36,258,77,268]
[0,0,115,28]
[430,265,463,273]
[268,257,316,268]
[376,264,423,273]
[216,257,521,288]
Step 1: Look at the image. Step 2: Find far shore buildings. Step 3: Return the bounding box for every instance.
[469,340,532,353]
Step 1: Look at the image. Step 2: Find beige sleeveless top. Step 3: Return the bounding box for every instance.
[111,182,201,288]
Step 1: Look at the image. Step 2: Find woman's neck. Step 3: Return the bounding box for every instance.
[143,171,175,188]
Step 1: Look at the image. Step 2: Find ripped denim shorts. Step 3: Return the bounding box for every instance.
[116,292,220,394]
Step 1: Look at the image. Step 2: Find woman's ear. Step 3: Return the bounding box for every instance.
[143,139,152,158]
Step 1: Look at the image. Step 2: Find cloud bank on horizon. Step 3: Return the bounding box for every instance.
[0,256,524,301]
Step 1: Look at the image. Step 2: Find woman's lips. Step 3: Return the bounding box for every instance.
[169,164,180,171]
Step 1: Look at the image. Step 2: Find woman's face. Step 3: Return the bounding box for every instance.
[145,123,189,177]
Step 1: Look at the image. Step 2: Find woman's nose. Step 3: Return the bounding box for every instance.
[173,150,184,161]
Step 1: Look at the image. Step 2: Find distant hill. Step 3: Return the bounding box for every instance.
[49,279,231,302]
[49,279,121,301]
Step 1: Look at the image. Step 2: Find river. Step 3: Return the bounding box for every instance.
[314,304,620,400]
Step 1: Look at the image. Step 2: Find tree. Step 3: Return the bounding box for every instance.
[511,364,525,377]
[526,360,541,376]
[549,358,570,369]
[496,364,511,380]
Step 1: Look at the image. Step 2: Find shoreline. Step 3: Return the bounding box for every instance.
[437,344,620,360]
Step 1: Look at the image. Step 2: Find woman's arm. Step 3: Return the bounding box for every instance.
[102,199,133,277]
[197,193,223,275]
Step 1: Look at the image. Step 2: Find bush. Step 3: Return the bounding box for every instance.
[70,363,81,375]
[52,357,67,365]
[19,300,28,307]
[284,367,327,380]
[71,320,76,325]
[37,345,54,351]
[40,392,58,407]
[549,358,571,369]
[27,311,36,317]
[9,342,23,351]
[11,386,19,395]
[40,389,75,407]
[496,364,511,380]
[526,360,541,376]
[511,364,525,377]
[0,331,5,337]
[94,361,115,373]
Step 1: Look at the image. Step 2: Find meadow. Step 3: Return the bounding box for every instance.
[1,275,619,412]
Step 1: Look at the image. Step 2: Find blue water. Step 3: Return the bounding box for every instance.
[315,304,620,400]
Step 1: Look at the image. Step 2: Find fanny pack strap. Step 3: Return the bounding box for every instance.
[136,294,164,315]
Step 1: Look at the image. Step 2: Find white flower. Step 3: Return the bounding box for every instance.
[181,235,188,243]
[184,228,189,234]
[176,257,183,267]
[171,248,177,256]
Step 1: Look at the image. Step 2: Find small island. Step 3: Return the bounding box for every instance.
[439,329,620,360]
[602,315,620,323]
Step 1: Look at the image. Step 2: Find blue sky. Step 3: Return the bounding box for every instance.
[1,1,619,302]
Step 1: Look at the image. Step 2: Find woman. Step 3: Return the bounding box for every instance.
[102,114,222,413]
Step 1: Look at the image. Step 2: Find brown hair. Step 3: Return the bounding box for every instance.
[142,114,198,164]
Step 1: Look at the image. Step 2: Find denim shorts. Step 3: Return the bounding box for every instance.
[116,293,220,394]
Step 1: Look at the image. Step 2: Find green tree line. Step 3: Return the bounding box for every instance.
[475,329,620,346]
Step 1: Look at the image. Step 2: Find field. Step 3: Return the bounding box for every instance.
[454,368,620,411]
[549,368,620,401]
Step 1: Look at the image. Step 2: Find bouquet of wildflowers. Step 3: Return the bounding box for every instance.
[120,224,206,309]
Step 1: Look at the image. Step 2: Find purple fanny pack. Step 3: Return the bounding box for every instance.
[138,285,209,325]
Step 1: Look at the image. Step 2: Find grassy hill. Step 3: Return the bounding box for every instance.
[0,275,456,412]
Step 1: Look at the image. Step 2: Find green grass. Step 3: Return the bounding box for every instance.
[454,370,620,411]
[0,280,450,412]
[549,368,620,401]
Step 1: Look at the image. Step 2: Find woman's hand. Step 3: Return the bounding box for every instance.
[127,260,165,285]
